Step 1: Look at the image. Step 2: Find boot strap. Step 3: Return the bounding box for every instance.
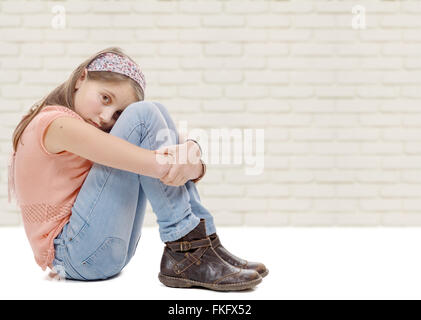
[211,236,221,249]
[166,237,211,252]
[173,246,209,275]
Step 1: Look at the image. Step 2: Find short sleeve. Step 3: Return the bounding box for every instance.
[35,106,83,156]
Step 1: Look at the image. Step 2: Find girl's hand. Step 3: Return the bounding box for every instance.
[154,141,202,186]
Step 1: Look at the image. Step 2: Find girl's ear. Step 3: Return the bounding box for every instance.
[75,68,88,90]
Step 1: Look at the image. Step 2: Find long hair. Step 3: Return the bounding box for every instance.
[11,46,144,153]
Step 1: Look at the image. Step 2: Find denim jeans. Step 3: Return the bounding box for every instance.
[52,101,216,280]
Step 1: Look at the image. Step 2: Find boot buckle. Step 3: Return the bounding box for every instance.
[180,241,191,251]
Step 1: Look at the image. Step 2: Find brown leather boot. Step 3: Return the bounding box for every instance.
[209,233,269,278]
[159,219,262,291]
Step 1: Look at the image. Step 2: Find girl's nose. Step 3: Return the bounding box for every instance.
[99,108,114,125]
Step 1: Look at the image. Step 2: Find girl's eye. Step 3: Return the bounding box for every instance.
[102,95,110,104]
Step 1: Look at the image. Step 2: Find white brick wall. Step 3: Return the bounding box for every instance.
[2,0,421,227]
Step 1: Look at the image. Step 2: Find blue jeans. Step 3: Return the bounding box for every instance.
[52,101,216,280]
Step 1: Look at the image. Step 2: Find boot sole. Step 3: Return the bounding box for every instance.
[260,269,269,278]
[158,273,262,291]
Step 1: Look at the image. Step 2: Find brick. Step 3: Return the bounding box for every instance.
[179,29,267,42]
[158,71,201,84]
[22,14,52,27]
[0,72,19,83]
[356,170,399,183]
[246,184,289,197]
[0,99,22,112]
[247,15,290,28]
[21,70,67,85]
[264,127,288,141]
[135,30,178,42]
[245,71,288,84]
[90,1,132,13]
[382,15,421,28]
[270,86,314,98]
[402,2,421,13]
[294,15,336,28]
[360,114,401,127]
[0,28,43,42]
[179,1,222,14]
[205,43,242,56]
[49,1,91,13]
[361,200,402,212]
[269,199,312,211]
[202,185,245,197]
[21,43,65,56]
[383,71,421,84]
[291,71,334,84]
[267,30,311,42]
[357,86,399,98]
[246,100,289,112]
[292,44,335,56]
[179,85,223,99]
[225,1,268,13]
[336,156,381,169]
[337,71,382,84]
[383,44,421,56]
[360,30,402,42]
[314,199,357,211]
[112,15,155,28]
[203,71,242,84]
[89,29,135,42]
[316,86,355,98]
[271,1,313,13]
[360,58,402,70]
[225,85,268,99]
[1,85,55,99]
[159,43,202,56]
[380,100,421,112]
[402,86,421,97]
[245,43,288,56]
[67,14,113,28]
[202,15,245,27]
[139,57,179,70]
[335,100,378,113]
[244,213,289,226]
[202,100,245,112]
[314,30,357,42]
[336,129,379,141]
[382,213,421,227]
[133,1,177,13]
[336,44,379,56]
[0,14,20,27]
[45,29,89,42]
[0,43,19,56]
[290,99,335,112]
[2,1,46,13]
[156,15,201,28]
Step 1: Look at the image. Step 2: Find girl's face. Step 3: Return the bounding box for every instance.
[74,68,139,132]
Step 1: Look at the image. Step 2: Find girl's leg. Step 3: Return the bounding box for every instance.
[150,101,216,236]
[52,101,200,280]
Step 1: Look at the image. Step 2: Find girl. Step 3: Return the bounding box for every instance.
[8,47,267,291]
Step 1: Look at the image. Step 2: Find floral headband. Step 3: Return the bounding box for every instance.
[86,52,146,93]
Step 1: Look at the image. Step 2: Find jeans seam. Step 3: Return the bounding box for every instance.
[136,121,177,215]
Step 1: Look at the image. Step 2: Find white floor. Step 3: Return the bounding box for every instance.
[2,225,421,300]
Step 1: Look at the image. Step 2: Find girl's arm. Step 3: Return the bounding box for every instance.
[44,116,170,179]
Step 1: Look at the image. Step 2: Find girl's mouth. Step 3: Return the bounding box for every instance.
[88,120,101,129]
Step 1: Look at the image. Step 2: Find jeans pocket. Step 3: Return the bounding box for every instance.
[77,237,127,280]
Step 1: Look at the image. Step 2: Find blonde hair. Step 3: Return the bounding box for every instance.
[11,46,144,153]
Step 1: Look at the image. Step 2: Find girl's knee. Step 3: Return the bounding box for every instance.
[125,100,161,119]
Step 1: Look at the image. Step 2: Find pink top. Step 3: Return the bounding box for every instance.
[8,105,93,271]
